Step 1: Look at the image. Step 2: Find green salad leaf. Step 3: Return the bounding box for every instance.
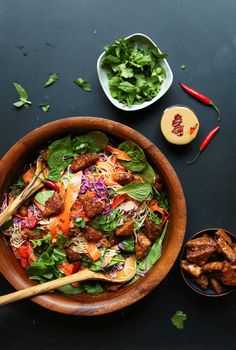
[73,131,108,154]
[138,163,156,184]
[43,73,58,87]
[91,208,123,233]
[10,177,25,195]
[39,103,50,112]
[30,233,52,249]
[58,284,84,294]
[35,190,54,205]
[13,82,32,108]
[102,37,167,106]
[120,236,135,253]
[74,77,92,91]
[83,282,104,294]
[171,311,187,329]
[116,182,152,202]
[73,217,86,228]
[118,140,146,172]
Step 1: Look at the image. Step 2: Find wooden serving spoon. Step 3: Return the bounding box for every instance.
[0,256,137,305]
[0,159,48,227]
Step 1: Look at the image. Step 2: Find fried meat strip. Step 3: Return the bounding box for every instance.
[186,245,216,265]
[215,229,232,245]
[66,248,82,262]
[83,226,104,242]
[43,192,64,217]
[180,259,202,277]
[71,154,99,172]
[202,261,225,273]
[222,262,236,286]
[144,217,163,242]
[115,220,134,236]
[209,277,223,294]
[135,232,151,260]
[186,234,217,250]
[195,274,209,290]
[216,237,236,263]
[80,190,105,218]
[112,172,134,185]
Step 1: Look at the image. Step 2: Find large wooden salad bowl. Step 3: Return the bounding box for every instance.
[0,117,186,315]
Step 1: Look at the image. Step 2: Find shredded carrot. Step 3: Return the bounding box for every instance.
[49,172,82,237]
[111,194,127,209]
[85,241,101,261]
[105,145,131,161]
[22,167,35,184]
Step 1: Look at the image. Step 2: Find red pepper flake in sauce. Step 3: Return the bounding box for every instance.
[189,123,199,135]
[171,114,184,137]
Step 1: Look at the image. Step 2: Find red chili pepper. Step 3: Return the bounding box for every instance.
[187,126,220,164]
[179,82,220,121]
[72,261,81,274]
[44,180,59,192]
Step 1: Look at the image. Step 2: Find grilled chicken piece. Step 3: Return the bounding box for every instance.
[66,248,82,262]
[215,229,232,245]
[43,192,64,217]
[216,237,236,263]
[195,274,209,290]
[135,232,151,260]
[202,261,225,273]
[115,220,134,236]
[209,277,223,294]
[180,259,202,277]
[71,154,99,172]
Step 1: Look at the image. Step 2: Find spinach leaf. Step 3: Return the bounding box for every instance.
[138,163,156,184]
[73,131,108,154]
[116,182,152,202]
[83,282,104,294]
[43,73,58,87]
[35,190,54,205]
[10,177,25,195]
[118,140,146,172]
[58,284,84,294]
[13,82,32,108]
[39,103,50,112]
[47,135,75,181]
[74,77,92,91]
[158,191,169,211]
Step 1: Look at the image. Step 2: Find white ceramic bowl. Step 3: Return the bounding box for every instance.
[97,33,173,111]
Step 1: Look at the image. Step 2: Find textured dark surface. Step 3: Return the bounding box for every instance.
[0,0,236,349]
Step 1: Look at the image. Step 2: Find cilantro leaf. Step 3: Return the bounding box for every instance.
[171,310,187,329]
[43,73,58,87]
[74,77,92,91]
[39,103,50,112]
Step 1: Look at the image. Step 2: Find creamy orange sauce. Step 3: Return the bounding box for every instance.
[160,105,199,145]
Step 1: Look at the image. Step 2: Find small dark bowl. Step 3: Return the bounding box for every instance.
[180,228,236,297]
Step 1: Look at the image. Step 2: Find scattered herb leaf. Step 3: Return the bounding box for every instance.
[171,310,187,329]
[43,73,58,87]
[39,103,50,112]
[10,177,25,195]
[181,64,186,70]
[13,82,32,108]
[74,77,92,91]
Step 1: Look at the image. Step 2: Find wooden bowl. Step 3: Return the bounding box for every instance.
[180,228,236,297]
[0,116,186,315]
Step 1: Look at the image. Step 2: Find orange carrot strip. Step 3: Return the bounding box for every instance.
[85,241,101,261]
[105,145,131,161]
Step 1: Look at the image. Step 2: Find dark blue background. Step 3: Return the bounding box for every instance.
[0,0,236,349]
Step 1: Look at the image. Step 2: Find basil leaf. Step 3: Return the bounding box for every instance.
[27,261,53,275]
[74,77,92,91]
[44,73,58,87]
[171,311,187,330]
[39,103,50,112]
[116,182,152,202]
[58,285,84,294]
[47,135,75,181]
[138,220,168,272]
[13,100,25,108]
[35,190,54,205]
[118,140,147,172]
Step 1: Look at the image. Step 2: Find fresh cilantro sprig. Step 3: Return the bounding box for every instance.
[171,310,187,329]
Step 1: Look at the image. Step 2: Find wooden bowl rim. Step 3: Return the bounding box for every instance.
[0,116,186,315]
